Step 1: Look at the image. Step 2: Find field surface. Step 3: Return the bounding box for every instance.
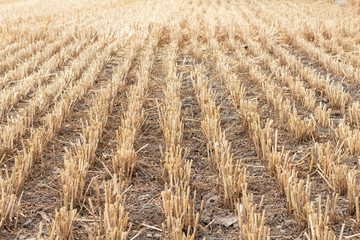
[1,0,360,239]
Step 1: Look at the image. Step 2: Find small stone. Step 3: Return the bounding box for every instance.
[195,175,203,180]
[206,195,219,204]
[219,217,237,227]
[334,0,347,6]
[23,220,32,228]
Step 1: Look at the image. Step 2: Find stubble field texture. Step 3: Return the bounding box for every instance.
[1,0,360,239]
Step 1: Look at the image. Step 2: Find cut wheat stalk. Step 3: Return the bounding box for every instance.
[49,38,141,238]
[0,34,75,91]
[60,38,139,207]
[89,175,132,240]
[0,39,106,158]
[212,35,316,142]
[307,195,338,240]
[249,0,360,87]
[241,4,351,112]
[112,40,155,183]
[192,65,247,209]
[315,104,332,128]
[159,38,204,239]
[236,191,270,240]
[333,120,360,155]
[0,39,48,74]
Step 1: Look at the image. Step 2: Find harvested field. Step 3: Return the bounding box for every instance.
[1,0,360,239]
